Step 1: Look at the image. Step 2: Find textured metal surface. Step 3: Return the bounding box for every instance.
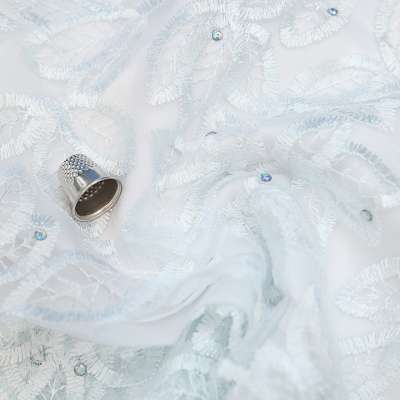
[58,154,122,222]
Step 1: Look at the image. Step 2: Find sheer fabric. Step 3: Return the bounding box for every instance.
[0,0,400,398]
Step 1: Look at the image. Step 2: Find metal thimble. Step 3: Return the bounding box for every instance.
[58,154,122,222]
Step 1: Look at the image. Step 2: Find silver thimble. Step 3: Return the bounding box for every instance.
[58,154,122,222]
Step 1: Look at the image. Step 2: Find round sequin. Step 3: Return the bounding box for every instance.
[360,209,373,222]
[34,229,47,241]
[327,7,338,16]
[30,348,46,366]
[211,29,223,41]
[74,361,88,377]
[30,356,44,366]
[260,173,272,183]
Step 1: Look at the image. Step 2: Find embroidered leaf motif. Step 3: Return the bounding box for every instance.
[336,258,400,399]
[336,257,400,323]
[286,56,395,111]
[0,93,56,160]
[31,9,144,96]
[0,215,58,284]
[280,0,355,48]
[0,168,33,248]
[2,252,137,323]
[376,0,400,79]
[147,0,275,109]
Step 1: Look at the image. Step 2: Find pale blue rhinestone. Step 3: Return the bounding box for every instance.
[34,229,47,241]
[260,173,272,183]
[211,29,223,41]
[74,361,88,377]
[327,7,338,16]
[360,209,373,222]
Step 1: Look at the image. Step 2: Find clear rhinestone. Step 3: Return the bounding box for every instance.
[34,229,47,241]
[30,347,46,366]
[360,209,373,222]
[260,172,272,183]
[74,362,88,377]
[211,29,223,41]
[30,356,44,366]
[327,7,338,16]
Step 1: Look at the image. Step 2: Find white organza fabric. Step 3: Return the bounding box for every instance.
[0,0,400,399]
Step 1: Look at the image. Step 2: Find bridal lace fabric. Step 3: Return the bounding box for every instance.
[0,0,400,398]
